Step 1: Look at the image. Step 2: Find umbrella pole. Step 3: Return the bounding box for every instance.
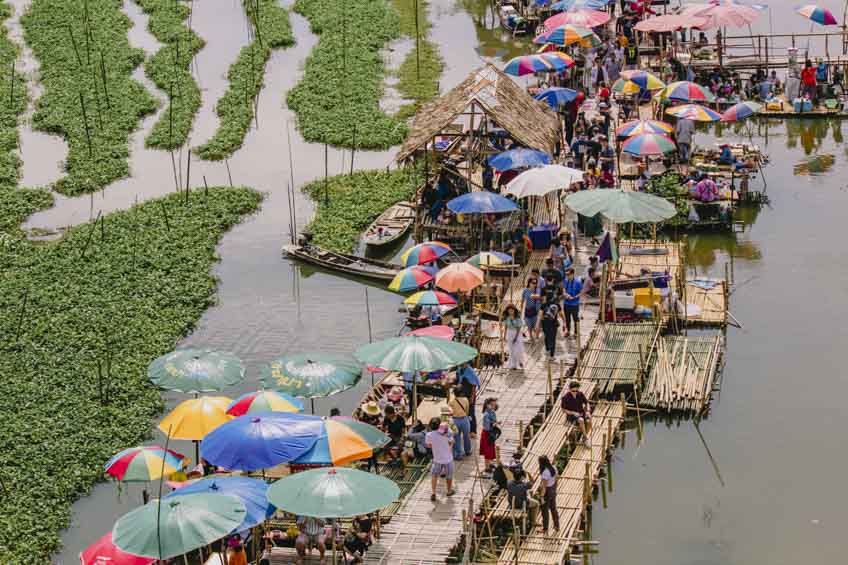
[333,519,338,565]
[157,425,173,563]
[311,397,316,415]
[194,440,199,468]
[412,372,419,423]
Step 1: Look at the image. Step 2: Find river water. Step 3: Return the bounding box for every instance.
[41,0,848,562]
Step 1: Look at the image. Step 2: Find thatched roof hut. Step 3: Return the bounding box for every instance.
[396,64,562,163]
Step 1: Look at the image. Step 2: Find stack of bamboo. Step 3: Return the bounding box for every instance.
[643,335,721,413]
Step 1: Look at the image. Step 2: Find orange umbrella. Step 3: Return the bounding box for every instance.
[435,263,485,293]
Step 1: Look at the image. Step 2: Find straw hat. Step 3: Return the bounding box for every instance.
[362,401,381,416]
[387,386,404,402]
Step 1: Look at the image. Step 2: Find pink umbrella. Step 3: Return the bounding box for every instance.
[80,532,154,565]
[405,326,456,340]
[634,14,708,33]
[544,9,610,30]
[682,2,761,29]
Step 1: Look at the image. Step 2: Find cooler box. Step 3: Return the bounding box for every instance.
[633,287,663,309]
[803,99,813,112]
[528,224,557,250]
[793,98,803,113]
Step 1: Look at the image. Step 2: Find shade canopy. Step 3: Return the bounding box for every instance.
[621,133,676,156]
[796,4,838,25]
[435,263,485,293]
[611,78,641,95]
[505,164,584,198]
[565,189,677,223]
[400,241,452,266]
[158,397,233,441]
[682,2,762,29]
[291,418,390,466]
[112,493,246,560]
[200,412,324,471]
[355,335,477,373]
[666,103,722,121]
[658,81,715,103]
[489,148,552,171]
[267,467,400,518]
[534,24,601,47]
[721,101,762,122]
[80,532,154,565]
[467,251,513,268]
[634,14,707,32]
[404,325,455,340]
[165,476,275,530]
[260,353,361,398]
[403,290,458,306]
[148,349,245,394]
[615,119,673,139]
[446,191,519,214]
[503,53,572,76]
[544,8,610,29]
[226,390,304,416]
[105,446,186,483]
[388,266,435,292]
[550,0,610,10]
[534,87,578,109]
[619,70,665,91]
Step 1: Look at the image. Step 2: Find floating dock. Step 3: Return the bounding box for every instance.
[642,334,724,414]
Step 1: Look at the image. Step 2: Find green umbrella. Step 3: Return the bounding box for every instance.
[261,353,361,412]
[267,467,400,518]
[354,335,477,373]
[148,348,245,393]
[112,492,246,560]
[564,189,677,224]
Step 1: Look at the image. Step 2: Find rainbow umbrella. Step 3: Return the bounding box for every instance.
[388,266,435,292]
[80,532,154,565]
[620,70,665,91]
[658,80,715,103]
[503,54,568,76]
[721,101,762,122]
[666,103,722,122]
[105,446,186,483]
[292,418,390,466]
[435,263,485,293]
[467,251,513,268]
[226,390,304,416]
[615,119,674,139]
[534,24,601,48]
[158,397,233,441]
[489,148,552,171]
[400,241,452,266]
[611,78,641,95]
[404,290,458,306]
[622,133,676,156]
[796,4,837,25]
[542,51,575,68]
[544,8,610,29]
[535,87,578,109]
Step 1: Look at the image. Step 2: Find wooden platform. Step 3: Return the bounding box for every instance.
[577,323,660,395]
[682,279,728,326]
[642,335,724,414]
[617,240,682,285]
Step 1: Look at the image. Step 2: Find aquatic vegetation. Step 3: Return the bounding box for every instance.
[22,0,157,196]
[391,0,443,119]
[302,168,420,251]
[195,0,294,161]
[289,0,407,149]
[0,187,262,563]
[134,0,204,150]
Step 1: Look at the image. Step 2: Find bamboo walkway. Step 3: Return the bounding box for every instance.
[578,322,660,395]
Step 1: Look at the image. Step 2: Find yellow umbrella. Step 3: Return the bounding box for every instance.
[158,396,233,441]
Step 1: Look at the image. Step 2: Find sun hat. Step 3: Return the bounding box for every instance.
[362,400,381,416]
[387,386,404,402]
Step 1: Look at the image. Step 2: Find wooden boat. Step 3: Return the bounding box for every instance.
[362,201,415,248]
[283,244,401,282]
[498,4,528,36]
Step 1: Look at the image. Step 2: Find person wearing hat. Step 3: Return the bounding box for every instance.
[425,417,456,501]
[561,381,592,447]
[382,385,408,416]
[455,362,480,438]
[358,401,382,427]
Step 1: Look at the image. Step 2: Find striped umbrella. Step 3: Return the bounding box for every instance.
[620,70,666,91]
[292,418,390,466]
[226,390,304,416]
[388,266,435,292]
[467,251,513,269]
[544,8,610,29]
[615,119,674,139]
[503,54,570,76]
[534,24,601,48]
[796,4,837,25]
[535,87,578,109]
[666,103,722,122]
[104,446,186,482]
[721,101,762,122]
[400,241,452,266]
[542,51,575,68]
[611,78,642,95]
[621,133,677,156]
[404,290,458,306]
[658,80,716,102]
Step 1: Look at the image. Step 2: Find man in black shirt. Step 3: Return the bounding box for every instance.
[561,381,592,447]
[382,405,405,463]
[541,258,563,288]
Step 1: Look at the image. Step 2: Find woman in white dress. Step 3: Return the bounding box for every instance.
[502,304,525,370]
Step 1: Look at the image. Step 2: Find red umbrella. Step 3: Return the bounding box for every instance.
[80,532,154,565]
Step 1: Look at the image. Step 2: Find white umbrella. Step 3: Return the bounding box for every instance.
[504,165,584,198]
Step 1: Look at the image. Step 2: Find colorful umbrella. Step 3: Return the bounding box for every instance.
[534,86,578,109]
[565,189,677,223]
[620,70,666,91]
[489,148,552,171]
[200,412,324,471]
[634,14,708,32]
[355,335,477,373]
[666,103,722,122]
[505,164,583,198]
[105,446,186,483]
[158,397,233,441]
[550,0,610,10]
[467,251,513,268]
[404,290,458,306]
[611,78,642,95]
[658,80,715,103]
[267,467,400,518]
[435,263,485,293]
[721,100,762,122]
[400,241,452,266]
[291,418,390,466]
[80,532,154,565]
[226,390,304,416]
[148,349,245,394]
[542,51,576,68]
[621,133,677,156]
[534,24,601,48]
[260,353,361,399]
[544,8,610,29]
[165,476,275,530]
[388,266,435,292]
[503,53,569,76]
[615,119,674,139]
[404,325,455,340]
[682,2,762,28]
[446,192,519,214]
[797,4,837,25]
[112,493,246,560]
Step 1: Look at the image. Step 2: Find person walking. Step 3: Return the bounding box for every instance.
[562,267,582,339]
[456,362,479,438]
[540,295,561,360]
[522,276,542,341]
[425,417,456,501]
[674,117,694,163]
[502,304,526,370]
[449,392,472,460]
[480,398,500,474]
[538,455,560,533]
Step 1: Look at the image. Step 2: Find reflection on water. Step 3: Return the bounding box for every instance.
[794,154,835,176]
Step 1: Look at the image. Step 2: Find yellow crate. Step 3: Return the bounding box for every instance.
[633,287,662,309]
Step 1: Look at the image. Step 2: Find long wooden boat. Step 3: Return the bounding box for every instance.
[363,201,415,248]
[498,3,529,35]
[283,244,401,282]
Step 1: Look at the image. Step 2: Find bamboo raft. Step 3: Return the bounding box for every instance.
[617,239,682,286]
[681,280,729,326]
[577,323,660,395]
[642,335,724,414]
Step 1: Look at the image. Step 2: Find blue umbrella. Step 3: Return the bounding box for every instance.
[200,412,323,471]
[488,148,551,171]
[446,192,519,214]
[534,87,578,109]
[551,0,609,10]
[165,476,275,530]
